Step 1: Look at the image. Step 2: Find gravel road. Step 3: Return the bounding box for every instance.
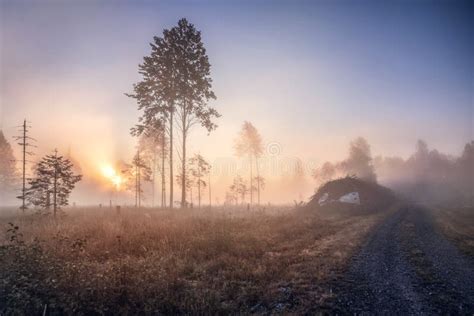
[335,205,474,315]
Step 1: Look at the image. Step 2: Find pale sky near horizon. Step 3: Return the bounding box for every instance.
[0,0,473,204]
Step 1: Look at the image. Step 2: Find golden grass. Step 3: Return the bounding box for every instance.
[0,205,386,314]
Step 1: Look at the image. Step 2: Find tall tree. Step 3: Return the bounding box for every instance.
[14,120,36,211]
[171,19,219,208]
[26,150,81,216]
[138,125,167,207]
[128,29,176,209]
[188,153,211,209]
[128,18,219,209]
[0,130,17,203]
[235,121,264,205]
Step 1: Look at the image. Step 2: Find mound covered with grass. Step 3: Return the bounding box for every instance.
[308,177,397,213]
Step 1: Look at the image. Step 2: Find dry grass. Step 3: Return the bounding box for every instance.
[0,205,386,314]
[432,207,474,258]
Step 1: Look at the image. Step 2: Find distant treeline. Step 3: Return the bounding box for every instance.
[375,140,473,206]
[313,138,474,206]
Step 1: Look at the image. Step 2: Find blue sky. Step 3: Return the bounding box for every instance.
[0,0,473,202]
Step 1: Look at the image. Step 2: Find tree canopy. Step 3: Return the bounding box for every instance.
[235,121,264,205]
[26,150,81,215]
[128,18,219,208]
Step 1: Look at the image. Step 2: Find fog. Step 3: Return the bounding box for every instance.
[375,140,474,206]
[0,1,472,209]
[2,130,472,208]
[313,138,474,206]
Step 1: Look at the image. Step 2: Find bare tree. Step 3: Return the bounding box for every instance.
[235,121,264,206]
[13,120,36,211]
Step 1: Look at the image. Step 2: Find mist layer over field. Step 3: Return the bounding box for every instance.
[1,0,472,208]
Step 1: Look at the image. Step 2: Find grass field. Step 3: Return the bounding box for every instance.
[433,207,474,258]
[0,205,388,314]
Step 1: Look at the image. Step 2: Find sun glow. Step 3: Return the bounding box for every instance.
[101,165,123,189]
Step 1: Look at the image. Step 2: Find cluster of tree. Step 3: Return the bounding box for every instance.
[1,130,82,213]
[188,153,211,209]
[121,150,152,208]
[176,153,211,208]
[223,121,267,207]
[25,150,82,216]
[128,18,219,209]
[225,174,266,206]
[113,127,171,208]
[139,126,168,207]
[226,175,248,205]
[234,121,265,205]
[0,131,17,204]
[313,137,474,206]
[374,140,474,205]
[312,137,377,184]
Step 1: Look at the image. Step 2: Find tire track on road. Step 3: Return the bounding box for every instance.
[335,205,474,315]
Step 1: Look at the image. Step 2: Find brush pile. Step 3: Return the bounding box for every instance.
[308,176,397,213]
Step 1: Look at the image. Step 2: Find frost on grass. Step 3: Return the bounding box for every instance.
[0,205,384,314]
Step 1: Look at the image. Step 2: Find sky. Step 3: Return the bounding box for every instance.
[0,0,473,205]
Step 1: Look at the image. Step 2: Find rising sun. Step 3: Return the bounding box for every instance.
[101,165,123,189]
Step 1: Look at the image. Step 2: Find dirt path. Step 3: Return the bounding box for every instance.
[334,205,474,315]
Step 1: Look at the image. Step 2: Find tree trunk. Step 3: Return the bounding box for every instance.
[138,153,141,208]
[169,110,174,209]
[53,164,57,217]
[152,150,156,207]
[46,191,50,210]
[256,156,260,205]
[21,120,26,212]
[162,131,166,208]
[135,163,137,207]
[208,172,211,209]
[181,131,186,208]
[135,158,138,208]
[249,154,253,207]
[198,172,201,209]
